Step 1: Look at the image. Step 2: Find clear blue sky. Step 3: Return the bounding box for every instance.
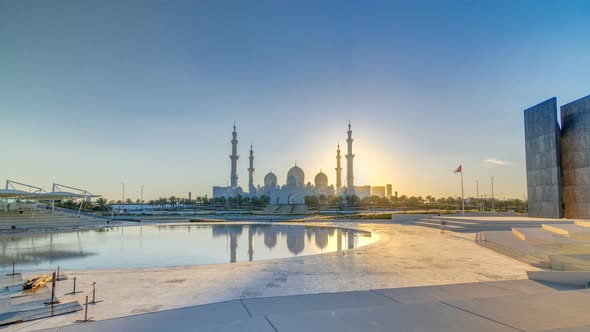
[1,0,589,201]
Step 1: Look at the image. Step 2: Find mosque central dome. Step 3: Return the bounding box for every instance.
[314,171,328,188]
[264,171,278,187]
[286,165,305,186]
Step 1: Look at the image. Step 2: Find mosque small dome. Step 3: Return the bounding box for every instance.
[286,165,305,186]
[264,231,278,249]
[314,171,328,188]
[287,231,305,255]
[264,171,278,187]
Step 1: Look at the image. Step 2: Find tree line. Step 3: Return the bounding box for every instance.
[304,194,527,212]
[48,193,527,214]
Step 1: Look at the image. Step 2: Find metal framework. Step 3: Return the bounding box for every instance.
[5,180,45,193]
[4,180,46,215]
[51,183,98,217]
[2,180,100,218]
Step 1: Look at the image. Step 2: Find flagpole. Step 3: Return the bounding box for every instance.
[476,180,479,212]
[461,170,465,216]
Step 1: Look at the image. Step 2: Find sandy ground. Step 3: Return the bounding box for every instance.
[4,221,538,332]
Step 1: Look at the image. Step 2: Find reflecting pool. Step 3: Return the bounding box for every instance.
[0,224,376,270]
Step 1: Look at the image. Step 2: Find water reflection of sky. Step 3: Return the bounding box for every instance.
[0,224,376,270]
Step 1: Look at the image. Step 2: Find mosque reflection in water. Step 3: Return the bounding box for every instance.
[210,224,367,263]
[0,224,373,270]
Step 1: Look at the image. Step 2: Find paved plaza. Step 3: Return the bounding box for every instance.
[32,280,587,332]
[2,220,544,332]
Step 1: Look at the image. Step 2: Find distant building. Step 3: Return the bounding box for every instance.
[372,186,385,197]
[213,123,357,204]
[354,185,371,198]
[386,184,392,198]
[524,94,590,219]
[212,186,243,199]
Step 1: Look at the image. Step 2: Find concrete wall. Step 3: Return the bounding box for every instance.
[560,95,590,219]
[524,98,563,218]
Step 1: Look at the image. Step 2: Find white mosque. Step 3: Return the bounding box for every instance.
[212,123,357,204]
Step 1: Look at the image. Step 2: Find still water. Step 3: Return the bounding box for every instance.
[0,224,376,270]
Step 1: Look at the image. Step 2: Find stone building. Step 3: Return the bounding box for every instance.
[560,95,590,219]
[524,98,563,218]
[524,94,590,219]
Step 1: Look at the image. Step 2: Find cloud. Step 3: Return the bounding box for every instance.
[483,158,516,166]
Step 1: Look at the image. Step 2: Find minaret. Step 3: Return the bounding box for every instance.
[345,121,355,195]
[230,123,239,189]
[248,144,255,194]
[335,143,342,195]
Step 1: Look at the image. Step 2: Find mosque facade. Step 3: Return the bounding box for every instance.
[212,123,356,204]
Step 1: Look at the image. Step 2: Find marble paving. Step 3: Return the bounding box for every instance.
[31,280,586,332]
[1,221,541,331]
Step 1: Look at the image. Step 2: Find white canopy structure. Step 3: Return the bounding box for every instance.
[35,192,97,200]
[2,180,100,217]
[48,183,100,216]
[0,189,35,198]
[3,180,46,214]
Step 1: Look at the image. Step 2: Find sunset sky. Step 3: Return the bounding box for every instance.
[2,0,590,201]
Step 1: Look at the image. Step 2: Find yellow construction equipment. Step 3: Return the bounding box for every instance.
[23,274,52,290]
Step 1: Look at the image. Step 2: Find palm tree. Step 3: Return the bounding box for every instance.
[169,196,177,210]
[399,195,408,206]
[159,197,168,209]
[243,196,251,207]
[94,198,109,215]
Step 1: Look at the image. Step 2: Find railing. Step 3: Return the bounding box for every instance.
[38,204,110,220]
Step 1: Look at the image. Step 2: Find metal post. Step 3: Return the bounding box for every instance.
[92,282,96,303]
[491,176,495,212]
[73,277,76,294]
[51,272,56,304]
[460,171,465,216]
[476,180,479,211]
[51,184,56,213]
[141,185,144,214]
[57,266,60,280]
[84,296,89,321]
[77,198,83,218]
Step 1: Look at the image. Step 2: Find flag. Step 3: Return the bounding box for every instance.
[453,165,462,173]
